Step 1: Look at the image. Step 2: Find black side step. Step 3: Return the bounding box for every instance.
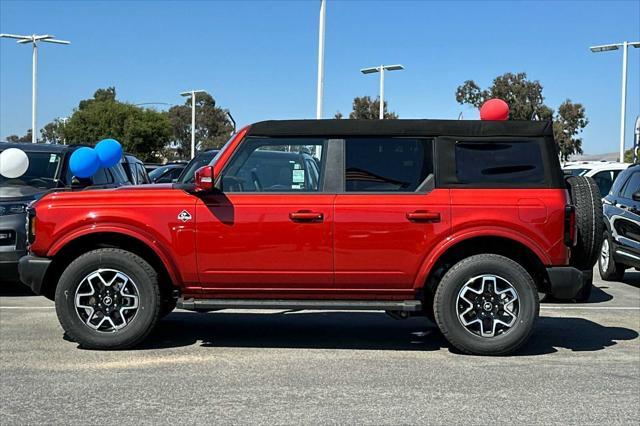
[177,298,422,312]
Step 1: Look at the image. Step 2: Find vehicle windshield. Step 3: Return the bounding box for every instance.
[0,150,62,189]
[149,166,172,181]
[178,150,219,183]
[563,168,588,177]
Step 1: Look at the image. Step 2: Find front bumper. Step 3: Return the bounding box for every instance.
[546,266,588,299]
[18,255,52,295]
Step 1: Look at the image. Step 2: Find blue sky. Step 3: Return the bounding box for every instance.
[1,0,639,154]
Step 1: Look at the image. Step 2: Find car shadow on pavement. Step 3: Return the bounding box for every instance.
[138,311,638,356]
[516,316,638,355]
[0,281,35,296]
[621,271,640,288]
[542,284,614,304]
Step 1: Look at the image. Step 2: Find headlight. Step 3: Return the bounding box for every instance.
[0,204,26,216]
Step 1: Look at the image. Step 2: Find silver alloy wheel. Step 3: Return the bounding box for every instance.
[456,274,519,338]
[600,238,610,271]
[74,269,140,332]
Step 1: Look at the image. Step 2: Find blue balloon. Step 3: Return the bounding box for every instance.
[95,138,122,168]
[69,147,100,178]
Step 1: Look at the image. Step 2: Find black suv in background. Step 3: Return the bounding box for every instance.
[599,164,640,280]
[0,142,132,283]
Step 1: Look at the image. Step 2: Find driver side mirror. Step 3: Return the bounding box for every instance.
[633,191,640,202]
[194,166,215,192]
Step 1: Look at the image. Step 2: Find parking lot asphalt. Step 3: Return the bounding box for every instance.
[1,272,639,425]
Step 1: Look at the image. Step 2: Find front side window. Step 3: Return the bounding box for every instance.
[344,138,433,192]
[222,138,325,192]
[620,171,640,199]
[455,140,545,184]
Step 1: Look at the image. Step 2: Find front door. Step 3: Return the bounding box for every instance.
[195,137,334,296]
[333,137,450,295]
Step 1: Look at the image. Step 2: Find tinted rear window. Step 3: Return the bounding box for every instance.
[455,140,545,184]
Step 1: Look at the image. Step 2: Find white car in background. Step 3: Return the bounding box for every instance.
[563,161,632,197]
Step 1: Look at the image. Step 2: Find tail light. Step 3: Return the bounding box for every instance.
[564,205,576,247]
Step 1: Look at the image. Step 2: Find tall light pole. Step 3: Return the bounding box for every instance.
[590,41,640,162]
[0,34,70,143]
[316,0,326,120]
[180,90,206,159]
[360,64,404,119]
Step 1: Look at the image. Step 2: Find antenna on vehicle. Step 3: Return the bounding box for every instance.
[458,112,463,120]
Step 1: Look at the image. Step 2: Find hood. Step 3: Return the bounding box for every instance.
[34,183,193,208]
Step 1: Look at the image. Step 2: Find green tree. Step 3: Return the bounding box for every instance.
[455,72,588,160]
[40,119,66,144]
[554,100,588,162]
[456,72,552,120]
[6,130,31,143]
[624,148,638,163]
[346,96,398,119]
[167,92,233,158]
[63,88,171,161]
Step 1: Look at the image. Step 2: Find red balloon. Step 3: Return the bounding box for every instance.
[480,99,509,120]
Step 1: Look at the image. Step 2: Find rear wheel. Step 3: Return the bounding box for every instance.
[598,230,626,281]
[434,254,539,355]
[55,248,161,350]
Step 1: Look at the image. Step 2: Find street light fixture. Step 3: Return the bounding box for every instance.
[180,90,207,159]
[316,0,326,120]
[360,64,404,119]
[590,41,640,162]
[0,33,70,144]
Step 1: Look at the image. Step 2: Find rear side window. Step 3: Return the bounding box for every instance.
[454,140,544,184]
[344,138,433,192]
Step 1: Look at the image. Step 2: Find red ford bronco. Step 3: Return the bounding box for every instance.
[18,120,602,355]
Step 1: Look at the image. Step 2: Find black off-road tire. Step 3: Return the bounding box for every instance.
[434,254,539,356]
[567,176,603,270]
[598,230,626,281]
[55,248,161,350]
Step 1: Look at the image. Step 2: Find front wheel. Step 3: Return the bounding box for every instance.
[598,230,626,281]
[434,254,539,355]
[55,248,161,350]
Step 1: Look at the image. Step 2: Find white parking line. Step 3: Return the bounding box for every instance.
[540,306,640,310]
[0,306,54,309]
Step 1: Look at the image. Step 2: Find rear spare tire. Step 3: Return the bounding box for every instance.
[566,176,603,270]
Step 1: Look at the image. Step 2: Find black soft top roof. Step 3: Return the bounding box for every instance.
[248,119,553,138]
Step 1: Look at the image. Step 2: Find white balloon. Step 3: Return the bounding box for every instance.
[0,148,30,179]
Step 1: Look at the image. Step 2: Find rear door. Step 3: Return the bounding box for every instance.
[333,137,450,295]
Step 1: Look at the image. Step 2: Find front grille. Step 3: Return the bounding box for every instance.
[0,230,16,246]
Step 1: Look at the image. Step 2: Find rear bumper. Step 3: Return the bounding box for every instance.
[18,255,51,295]
[546,266,588,299]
